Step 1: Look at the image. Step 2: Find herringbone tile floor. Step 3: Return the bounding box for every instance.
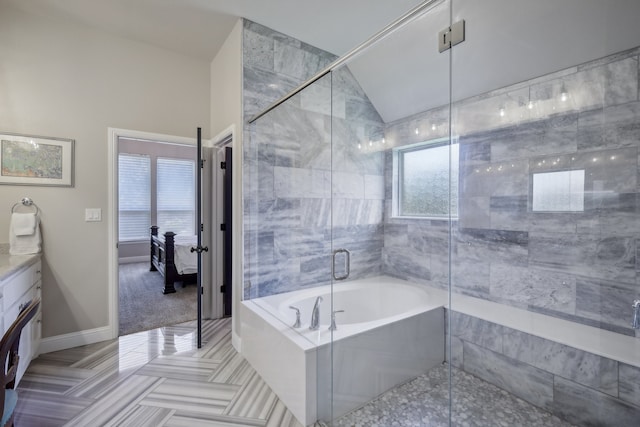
[15,318,303,427]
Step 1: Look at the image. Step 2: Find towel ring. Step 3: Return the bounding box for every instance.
[11,197,40,216]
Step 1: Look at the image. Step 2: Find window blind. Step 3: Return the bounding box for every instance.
[119,153,151,241]
[157,157,196,236]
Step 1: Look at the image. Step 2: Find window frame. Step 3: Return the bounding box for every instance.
[392,136,459,220]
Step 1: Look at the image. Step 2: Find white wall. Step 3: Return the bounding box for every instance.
[210,19,244,346]
[211,20,243,138]
[0,3,210,339]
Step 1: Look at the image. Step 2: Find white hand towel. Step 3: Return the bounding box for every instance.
[10,213,42,255]
[11,213,37,236]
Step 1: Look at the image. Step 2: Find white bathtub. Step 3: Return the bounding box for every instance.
[240,276,447,425]
[256,276,444,345]
[240,275,640,426]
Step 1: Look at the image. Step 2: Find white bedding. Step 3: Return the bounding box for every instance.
[171,235,198,275]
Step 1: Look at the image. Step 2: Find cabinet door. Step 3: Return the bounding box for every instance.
[3,287,36,385]
[31,311,42,360]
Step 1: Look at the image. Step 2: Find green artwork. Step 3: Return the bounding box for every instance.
[1,139,63,179]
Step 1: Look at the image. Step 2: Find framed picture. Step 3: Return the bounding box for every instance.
[0,132,75,187]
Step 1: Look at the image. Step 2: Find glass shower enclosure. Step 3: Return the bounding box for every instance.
[242,0,640,425]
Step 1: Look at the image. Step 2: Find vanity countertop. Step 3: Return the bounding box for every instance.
[0,244,41,282]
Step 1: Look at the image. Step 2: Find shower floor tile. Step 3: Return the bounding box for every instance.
[335,364,576,427]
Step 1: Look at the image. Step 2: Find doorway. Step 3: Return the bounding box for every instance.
[212,134,233,318]
[117,136,198,335]
[108,128,211,339]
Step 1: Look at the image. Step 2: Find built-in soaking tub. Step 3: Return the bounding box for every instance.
[241,275,640,426]
[240,276,447,425]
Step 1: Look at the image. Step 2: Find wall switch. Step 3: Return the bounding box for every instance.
[85,208,102,222]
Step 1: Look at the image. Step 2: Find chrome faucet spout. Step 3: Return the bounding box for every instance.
[309,296,323,330]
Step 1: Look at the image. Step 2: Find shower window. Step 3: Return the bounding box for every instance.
[393,137,459,218]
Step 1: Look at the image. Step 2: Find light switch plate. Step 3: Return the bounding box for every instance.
[85,208,102,222]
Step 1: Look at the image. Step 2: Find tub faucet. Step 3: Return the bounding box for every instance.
[632,300,640,329]
[329,310,345,331]
[309,296,323,330]
[289,306,301,328]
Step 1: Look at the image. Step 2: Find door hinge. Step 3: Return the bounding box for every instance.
[220,161,227,169]
[200,159,206,168]
[439,20,465,53]
[220,224,226,231]
[200,223,204,232]
[220,285,226,293]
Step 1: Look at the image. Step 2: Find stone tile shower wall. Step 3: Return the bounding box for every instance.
[243,21,386,298]
[383,46,640,339]
[448,311,640,425]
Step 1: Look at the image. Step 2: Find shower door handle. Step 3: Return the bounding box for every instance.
[332,249,350,281]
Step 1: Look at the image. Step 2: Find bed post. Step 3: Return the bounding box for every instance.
[150,226,158,272]
[163,231,177,294]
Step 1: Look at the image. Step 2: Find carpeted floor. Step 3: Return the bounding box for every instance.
[118,262,197,336]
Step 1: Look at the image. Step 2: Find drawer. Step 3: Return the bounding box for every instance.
[32,260,42,284]
[35,279,42,300]
[3,265,36,310]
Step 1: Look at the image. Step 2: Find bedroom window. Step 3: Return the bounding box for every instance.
[393,137,459,218]
[118,153,151,241]
[157,157,196,236]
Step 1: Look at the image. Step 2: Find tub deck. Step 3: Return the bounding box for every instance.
[240,275,640,426]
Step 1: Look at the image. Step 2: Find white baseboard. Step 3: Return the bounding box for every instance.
[232,331,241,353]
[39,325,113,354]
[118,256,149,264]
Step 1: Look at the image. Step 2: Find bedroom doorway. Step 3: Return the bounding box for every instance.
[113,131,202,336]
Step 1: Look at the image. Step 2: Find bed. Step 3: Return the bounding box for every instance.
[150,226,198,294]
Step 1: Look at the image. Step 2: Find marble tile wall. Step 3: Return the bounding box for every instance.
[383,46,640,338]
[242,21,386,298]
[448,310,640,426]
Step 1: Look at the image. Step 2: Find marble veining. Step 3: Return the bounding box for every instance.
[449,307,640,425]
[618,363,640,406]
[464,341,556,411]
[16,319,305,427]
[502,329,618,396]
[379,47,640,338]
[244,20,387,298]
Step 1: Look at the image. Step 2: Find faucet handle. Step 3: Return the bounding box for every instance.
[329,310,345,331]
[289,306,301,328]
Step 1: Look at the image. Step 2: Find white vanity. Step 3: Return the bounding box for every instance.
[0,247,42,385]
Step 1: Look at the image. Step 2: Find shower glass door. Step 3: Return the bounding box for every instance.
[244,71,334,426]
[328,0,453,424]
[449,1,640,425]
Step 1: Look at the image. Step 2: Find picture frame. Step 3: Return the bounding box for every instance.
[0,132,75,187]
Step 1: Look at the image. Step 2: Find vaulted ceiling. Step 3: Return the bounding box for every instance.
[6,0,640,123]
[3,0,423,60]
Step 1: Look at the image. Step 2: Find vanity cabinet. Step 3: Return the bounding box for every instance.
[0,259,42,385]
